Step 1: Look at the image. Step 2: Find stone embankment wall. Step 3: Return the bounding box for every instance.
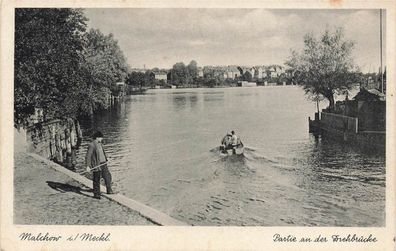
[24,118,83,170]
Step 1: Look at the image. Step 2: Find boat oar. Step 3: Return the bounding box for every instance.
[77,162,108,175]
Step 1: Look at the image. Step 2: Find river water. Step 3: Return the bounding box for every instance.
[76,86,385,226]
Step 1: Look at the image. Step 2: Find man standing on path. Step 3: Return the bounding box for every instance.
[85,131,114,199]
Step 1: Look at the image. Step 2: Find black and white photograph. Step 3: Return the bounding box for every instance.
[1,2,395,251]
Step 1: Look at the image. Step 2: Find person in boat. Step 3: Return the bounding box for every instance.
[220,133,233,153]
[231,130,243,154]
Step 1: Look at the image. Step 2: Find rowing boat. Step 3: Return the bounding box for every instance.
[220,144,244,156]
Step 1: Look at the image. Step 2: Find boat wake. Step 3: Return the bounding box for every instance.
[210,145,297,173]
[243,147,278,163]
[211,145,279,164]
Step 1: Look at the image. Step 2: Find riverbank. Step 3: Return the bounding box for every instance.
[148,83,296,89]
[14,152,154,225]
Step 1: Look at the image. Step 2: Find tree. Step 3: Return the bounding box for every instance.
[205,78,217,88]
[14,8,88,125]
[126,71,146,88]
[82,29,129,112]
[171,62,188,86]
[144,70,155,87]
[285,28,360,110]
[243,71,252,82]
[278,73,288,85]
[308,92,325,113]
[14,9,131,123]
[187,60,198,84]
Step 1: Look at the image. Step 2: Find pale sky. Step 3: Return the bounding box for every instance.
[84,9,386,73]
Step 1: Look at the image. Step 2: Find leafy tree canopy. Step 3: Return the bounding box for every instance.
[15,8,87,124]
[126,71,146,87]
[187,60,198,80]
[14,9,130,125]
[285,27,361,110]
[171,62,188,86]
[81,29,129,111]
[243,71,253,82]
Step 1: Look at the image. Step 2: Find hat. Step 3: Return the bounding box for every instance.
[92,131,104,139]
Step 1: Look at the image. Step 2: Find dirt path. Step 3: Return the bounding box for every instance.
[14,152,154,225]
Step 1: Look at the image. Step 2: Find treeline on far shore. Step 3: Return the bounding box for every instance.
[125,61,292,91]
[14,9,129,127]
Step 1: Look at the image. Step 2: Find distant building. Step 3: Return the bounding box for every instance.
[353,88,385,102]
[361,74,381,90]
[285,69,294,78]
[224,66,241,79]
[198,67,204,78]
[266,65,284,78]
[200,64,290,81]
[151,71,168,83]
[266,68,275,78]
[238,67,255,78]
[309,88,385,151]
[203,66,227,79]
[254,66,266,79]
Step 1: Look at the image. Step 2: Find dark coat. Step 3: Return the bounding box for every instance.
[85,140,108,169]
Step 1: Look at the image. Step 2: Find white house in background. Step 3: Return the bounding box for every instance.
[151,71,168,83]
[224,66,241,79]
[269,70,277,78]
[198,67,204,78]
[254,66,266,79]
[265,65,285,78]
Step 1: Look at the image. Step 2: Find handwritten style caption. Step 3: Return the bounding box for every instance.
[19,232,110,242]
[273,233,377,243]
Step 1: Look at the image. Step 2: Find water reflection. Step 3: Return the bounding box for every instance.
[189,95,198,108]
[76,87,385,226]
[172,95,187,110]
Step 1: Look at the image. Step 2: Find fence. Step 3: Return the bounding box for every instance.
[321,112,358,134]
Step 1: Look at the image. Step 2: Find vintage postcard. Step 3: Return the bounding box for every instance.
[1,0,395,250]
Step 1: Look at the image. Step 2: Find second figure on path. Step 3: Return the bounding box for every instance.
[85,131,114,199]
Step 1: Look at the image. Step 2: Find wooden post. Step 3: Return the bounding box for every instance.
[65,128,73,170]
